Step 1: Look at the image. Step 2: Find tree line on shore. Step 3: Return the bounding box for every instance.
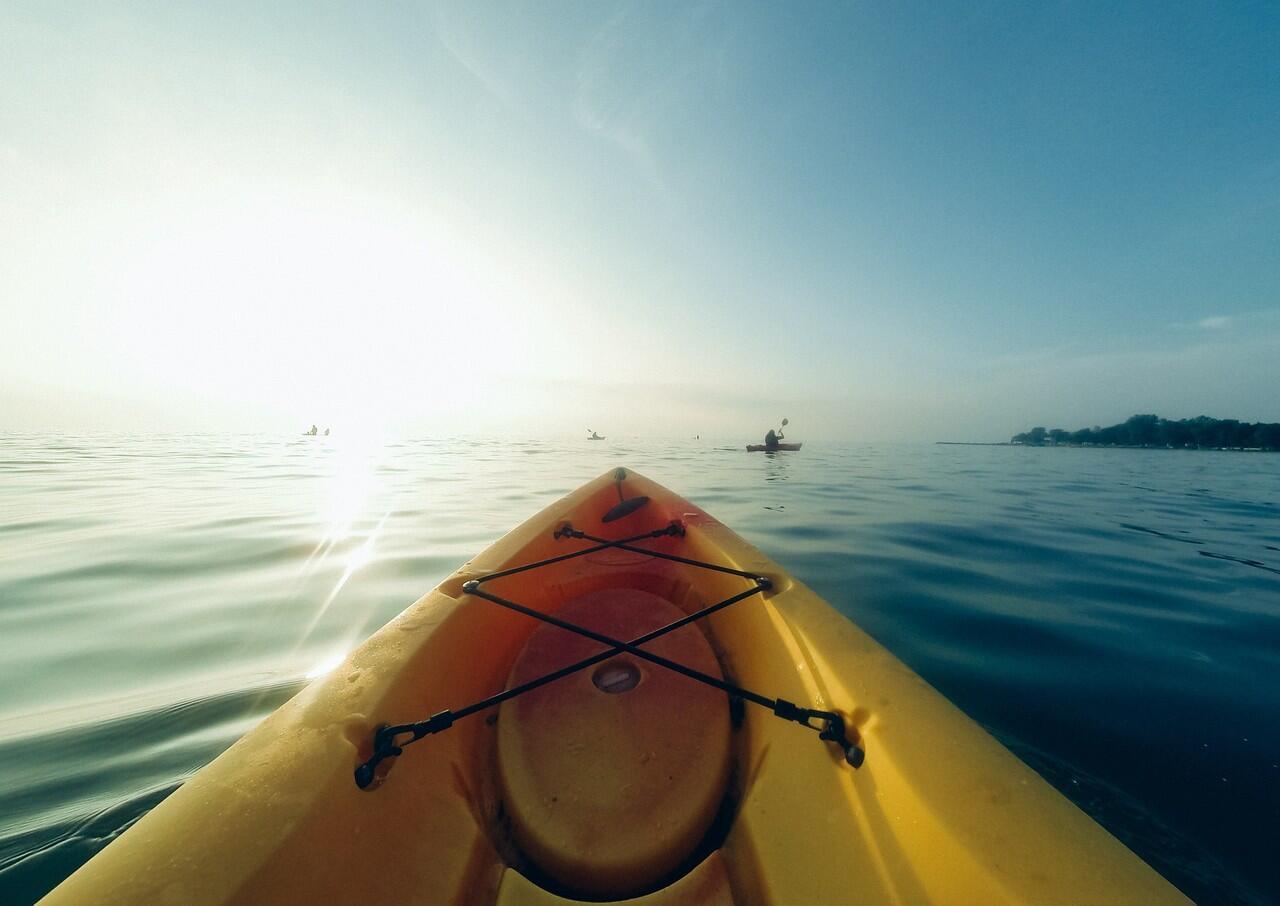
[1011,414,1280,450]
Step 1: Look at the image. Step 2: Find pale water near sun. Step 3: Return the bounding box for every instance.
[1,435,1277,904]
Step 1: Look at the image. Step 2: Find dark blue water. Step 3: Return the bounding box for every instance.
[1,436,1277,904]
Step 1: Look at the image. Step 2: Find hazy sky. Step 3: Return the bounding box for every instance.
[3,2,1277,440]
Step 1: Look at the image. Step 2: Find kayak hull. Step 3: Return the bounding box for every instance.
[745,442,802,452]
[42,469,1187,905]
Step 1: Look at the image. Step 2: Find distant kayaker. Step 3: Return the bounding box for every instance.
[588,430,603,440]
[763,417,789,451]
[324,428,330,436]
[306,424,318,436]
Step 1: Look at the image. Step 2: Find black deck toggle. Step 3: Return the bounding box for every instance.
[773,699,865,767]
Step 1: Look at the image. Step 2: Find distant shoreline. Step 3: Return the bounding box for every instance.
[1007,415,1280,452]
[936,440,1277,452]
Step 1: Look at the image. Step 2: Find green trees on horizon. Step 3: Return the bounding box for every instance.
[1011,414,1280,450]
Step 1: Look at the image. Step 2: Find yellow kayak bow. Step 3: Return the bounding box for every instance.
[42,469,1187,905]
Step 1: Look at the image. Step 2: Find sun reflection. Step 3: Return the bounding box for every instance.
[289,435,392,656]
[305,650,348,679]
[302,437,383,573]
[345,536,376,573]
[297,511,389,642]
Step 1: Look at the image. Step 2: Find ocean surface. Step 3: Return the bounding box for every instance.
[1,435,1277,904]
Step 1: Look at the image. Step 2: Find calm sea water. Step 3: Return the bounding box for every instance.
[1,435,1277,904]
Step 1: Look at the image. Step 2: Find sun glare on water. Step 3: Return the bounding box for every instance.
[305,650,349,680]
[290,434,392,655]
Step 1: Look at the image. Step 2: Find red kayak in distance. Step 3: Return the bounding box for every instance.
[745,442,803,452]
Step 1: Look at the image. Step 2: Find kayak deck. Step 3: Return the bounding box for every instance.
[42,469,1187,905]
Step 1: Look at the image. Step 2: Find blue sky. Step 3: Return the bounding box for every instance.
[2,2,1277,440]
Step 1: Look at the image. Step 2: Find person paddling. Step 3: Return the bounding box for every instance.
[763,418,788,451]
